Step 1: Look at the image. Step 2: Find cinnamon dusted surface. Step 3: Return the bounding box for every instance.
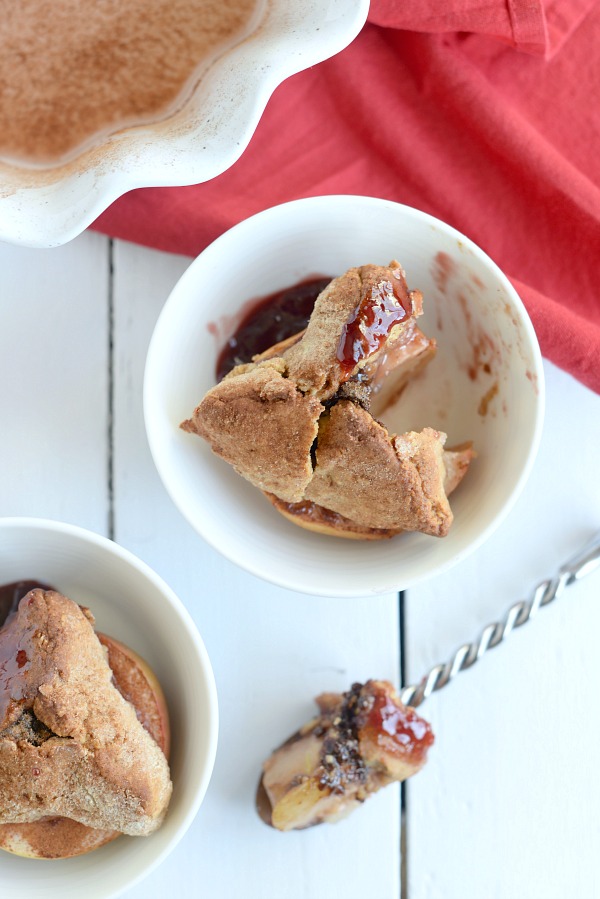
[0,817,117,860]
[305,404,453,536]
[265,441,475,540]
[182,358,323,503]
[0,590,171,836]
[0,0,259,165]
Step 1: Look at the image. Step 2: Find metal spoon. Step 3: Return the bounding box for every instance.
[400,530,600,708]
[256,531,600,826]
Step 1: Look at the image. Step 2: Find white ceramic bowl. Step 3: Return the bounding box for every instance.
[0,518,218,898]
[144,195,545,597]
[0,0,368,248]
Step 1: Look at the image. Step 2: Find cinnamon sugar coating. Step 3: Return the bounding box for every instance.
[0,590,172,836]
[305,403,452,536]
[182,358,323,503]
[0,0,259,164]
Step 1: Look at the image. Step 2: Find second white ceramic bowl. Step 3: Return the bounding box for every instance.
[144,196,545,597]
[0,517,218,898]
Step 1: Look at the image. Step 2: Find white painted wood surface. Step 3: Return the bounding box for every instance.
[0,233,109,530]
[1,232,599,898]
[0,233,400,899]
[406,363,600,899]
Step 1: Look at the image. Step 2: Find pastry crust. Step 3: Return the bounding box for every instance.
[284,263,422,399]
[305,402,452,536]
[0,590,172,836]
[182,358,323,503]
[368,326,437,416]
[265,441,474,539]
[182,260,474,537]
[443,442,477,494]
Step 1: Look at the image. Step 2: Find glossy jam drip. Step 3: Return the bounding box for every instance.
[364,684,434,764]
[216,278,332,381]
[0,616,35,724]
[337,274,412,376]
[0,581,56,726]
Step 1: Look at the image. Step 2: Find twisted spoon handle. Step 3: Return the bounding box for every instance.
[399,531,600,709]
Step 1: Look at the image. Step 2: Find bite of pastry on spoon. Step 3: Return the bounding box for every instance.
[257,679,433,831]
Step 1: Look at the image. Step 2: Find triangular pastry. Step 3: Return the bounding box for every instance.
[0,589,172,836]
[182,261,474,537]
[182,357,323,503]
[306,404,453,536]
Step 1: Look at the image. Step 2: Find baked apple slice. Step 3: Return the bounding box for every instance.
[257,680,433,831]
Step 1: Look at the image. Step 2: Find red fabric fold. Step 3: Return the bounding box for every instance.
[368,0,595,56]
[511,277,600,388]
[368,0,545,53]
[93,0,600,393]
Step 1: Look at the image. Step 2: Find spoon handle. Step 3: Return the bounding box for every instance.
[399,531,600,709]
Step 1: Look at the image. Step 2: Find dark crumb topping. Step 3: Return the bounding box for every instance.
[321,374,372,414]
[317,682,370,794]
[335,380,372,411]
[0,709,55,746]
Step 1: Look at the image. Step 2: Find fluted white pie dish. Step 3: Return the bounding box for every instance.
[0,0,368,248]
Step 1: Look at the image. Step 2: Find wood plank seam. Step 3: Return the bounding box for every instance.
[107,238,115,541]
[399,589,408,899]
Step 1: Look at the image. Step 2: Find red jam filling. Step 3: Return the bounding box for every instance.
[337,274,413,377]
[364,684,434,764]
[0,622,35,723]
[0,581,55,724]
[216,278,332,382]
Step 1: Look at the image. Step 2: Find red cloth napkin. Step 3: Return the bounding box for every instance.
[93,0,600,393]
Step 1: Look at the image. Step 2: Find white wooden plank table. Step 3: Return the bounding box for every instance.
[1,231,599,899]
